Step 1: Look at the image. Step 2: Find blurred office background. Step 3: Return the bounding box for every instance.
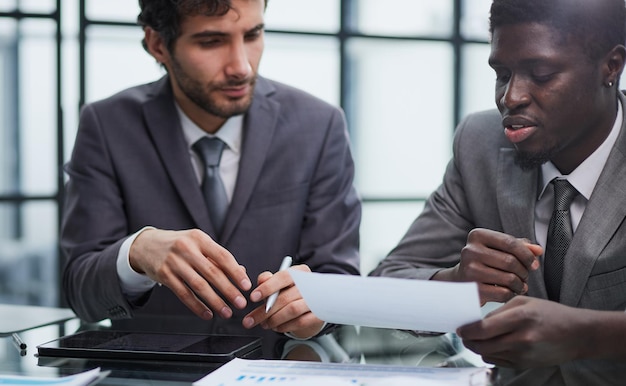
[0,0,495,307]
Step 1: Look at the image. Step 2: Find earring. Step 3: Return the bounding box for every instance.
[607,81,614,87]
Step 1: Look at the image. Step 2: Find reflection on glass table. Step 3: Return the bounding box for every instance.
[0,314,486,386]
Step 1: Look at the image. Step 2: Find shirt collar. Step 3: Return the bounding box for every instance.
[175,103,243,155]
[539,98,623,200]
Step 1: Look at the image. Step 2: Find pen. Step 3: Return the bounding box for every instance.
[265,255,293,312]
[12,333,27,352]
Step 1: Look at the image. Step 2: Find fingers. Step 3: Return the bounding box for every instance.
[242,286,303,329]
[456,297,543,368]
[478,282,522,303]
[525,243,544,262]
[167,230,247,316]
[459,297,585,368]
[243,265,320,336]
[457,296,530,340]
[164,274,215,320]
[273,311,324,337]
[193,261,248,310]
[468,229,539,274]
[196,230,252,291]
[243,294,319,336]
[252,271,274,291]
[457,312,513,342]
[461,229,541,301]
[249,264,309,304]
[130,228,253,319]
[153,247,238,319]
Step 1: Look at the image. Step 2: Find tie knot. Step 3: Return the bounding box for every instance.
[193,137,226,167]
[552,179,578,211]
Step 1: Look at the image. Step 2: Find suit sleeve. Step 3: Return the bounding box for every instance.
[369,116,477,279]
[297,107,361,276]
[61,103,136,322]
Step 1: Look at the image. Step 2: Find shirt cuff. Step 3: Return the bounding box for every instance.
[281,339,331,362]
[281,332,351,363]
[116,226,158,297]
[284,322,328,341]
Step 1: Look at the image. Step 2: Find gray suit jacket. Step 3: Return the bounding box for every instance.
[61,76,361,333]
[371,94,626,384]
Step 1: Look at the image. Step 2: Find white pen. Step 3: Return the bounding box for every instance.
[265,255,293,313]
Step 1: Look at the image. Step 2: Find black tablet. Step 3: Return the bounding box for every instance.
[37,330,262,363]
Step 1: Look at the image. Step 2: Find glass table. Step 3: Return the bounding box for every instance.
[0,315,483,385]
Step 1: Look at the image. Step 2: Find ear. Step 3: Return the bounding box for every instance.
[604,44,626,86]
[144,27,170,66]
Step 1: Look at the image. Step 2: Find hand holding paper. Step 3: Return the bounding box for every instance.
[288,270,482,333]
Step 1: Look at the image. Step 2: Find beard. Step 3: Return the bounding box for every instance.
[169,55,256,119]
[513,147,556,171]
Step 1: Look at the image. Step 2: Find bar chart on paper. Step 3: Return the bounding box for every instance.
[193,359,490,386]
[231,375,357,385]
[234,375,307,382]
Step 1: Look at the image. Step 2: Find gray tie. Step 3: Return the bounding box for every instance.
[192,137,229,236]
[544,179,579,301]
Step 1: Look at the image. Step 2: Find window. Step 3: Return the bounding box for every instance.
[0,0,496,306]
[0,6,61,306]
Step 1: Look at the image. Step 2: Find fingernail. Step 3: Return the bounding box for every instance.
[241,278,252,289]
[220,306,232,318]
[235,295,247,309]
[250,291,261,302]
[202,310,214,319]
[260,322,269,330]
[243,317,254,328]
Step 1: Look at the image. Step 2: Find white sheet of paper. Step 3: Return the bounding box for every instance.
[0,368,105,386]
[193,358,490,386]
[289,270,481,333]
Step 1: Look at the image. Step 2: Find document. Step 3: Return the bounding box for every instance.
[193,358,490,386]
[289,270,482,333]
[0,367,106,386]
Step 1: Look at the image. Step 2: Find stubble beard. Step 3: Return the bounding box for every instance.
[170,56,256,119]
[513,147,558,171]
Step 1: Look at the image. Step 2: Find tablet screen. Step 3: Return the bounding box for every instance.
[37,331,262,362]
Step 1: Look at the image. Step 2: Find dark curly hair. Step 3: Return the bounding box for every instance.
[489,0,626,61]
[138,0,268,53]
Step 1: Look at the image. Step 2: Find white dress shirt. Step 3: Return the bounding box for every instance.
[116,104,243,296]
[535,100,623,255]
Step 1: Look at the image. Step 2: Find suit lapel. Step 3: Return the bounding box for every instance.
[498,148,538,240]
[561,96,626,306]
[221,78,279,244]
[497,147,546,297]
[142,77,213,232]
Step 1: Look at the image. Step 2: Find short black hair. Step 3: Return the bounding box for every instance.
[138,0,268,53]
[489,0,626,61]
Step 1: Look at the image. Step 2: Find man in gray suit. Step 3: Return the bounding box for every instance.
[372,0,626,383]
[61,0,360,340]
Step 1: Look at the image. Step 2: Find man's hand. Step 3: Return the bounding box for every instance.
[433,228,542,304]
[457,296,590,368]
[129,228,252,320]
[242,264,325,339]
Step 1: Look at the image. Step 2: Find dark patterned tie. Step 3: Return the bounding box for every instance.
[544,179,579,301]
[192,137,229,236]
